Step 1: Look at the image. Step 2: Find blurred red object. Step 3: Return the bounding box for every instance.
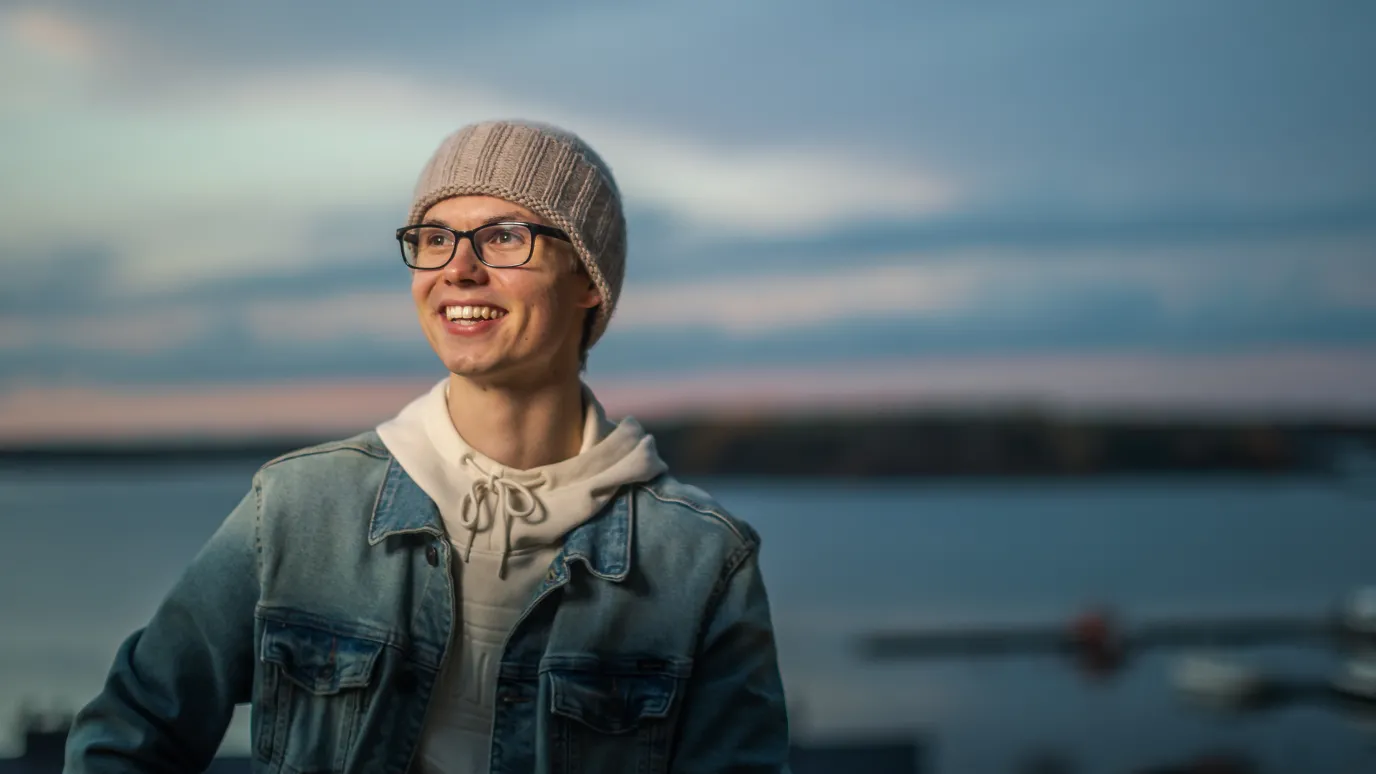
[1071,607,1125,678]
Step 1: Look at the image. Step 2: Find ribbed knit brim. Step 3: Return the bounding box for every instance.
[407,120,626,348]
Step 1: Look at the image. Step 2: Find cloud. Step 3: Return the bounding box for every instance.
[2,232,1373,388]
[0,306,207,354]
[0,378,436,443]
[1322,264,1376,310]
[0,11,955,296]
[3,1,1374,405]
[616,237,1376,338]
[4,3,1369,279]
[615,261,988,335]
[5,6,104,64]
[588,348,1376,421]
[602,137,953,233]
[241,290,416,346]
[17,0,1376,216]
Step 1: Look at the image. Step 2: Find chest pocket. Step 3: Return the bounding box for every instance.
[545,657,689,773]
[257,615,386,774]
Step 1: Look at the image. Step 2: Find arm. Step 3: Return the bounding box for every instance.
[671,543,792,774]
[65,482,262,773]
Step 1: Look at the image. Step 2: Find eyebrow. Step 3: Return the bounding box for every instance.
[420,211,538,230]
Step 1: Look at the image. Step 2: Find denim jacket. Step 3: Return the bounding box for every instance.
[64,432,791,773]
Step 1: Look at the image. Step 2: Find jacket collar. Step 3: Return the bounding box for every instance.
[368,456,632,582]
[554,490,631,583]
[368,457,444,541]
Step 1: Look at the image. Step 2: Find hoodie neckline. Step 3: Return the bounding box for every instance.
[428,380,628,491]
[366,453,635,583]
[376,379,667,579]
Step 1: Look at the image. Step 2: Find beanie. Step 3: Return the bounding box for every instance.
[407,119,626,348]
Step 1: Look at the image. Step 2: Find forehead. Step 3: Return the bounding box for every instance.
[421,195,544,227]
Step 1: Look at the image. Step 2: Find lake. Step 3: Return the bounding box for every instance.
[1,461,1373,772]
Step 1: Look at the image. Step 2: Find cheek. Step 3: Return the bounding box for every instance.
[528,284,575,328]
[411,273,435,306]
[494,274,555,317]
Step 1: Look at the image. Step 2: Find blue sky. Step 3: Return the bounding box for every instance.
[2,1,1375,434]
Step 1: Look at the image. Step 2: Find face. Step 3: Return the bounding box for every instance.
[409,196,600,387]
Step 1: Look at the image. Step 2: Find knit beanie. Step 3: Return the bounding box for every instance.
[407,119,626,348]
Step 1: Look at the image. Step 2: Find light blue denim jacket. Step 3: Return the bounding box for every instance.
[64,431,791,773]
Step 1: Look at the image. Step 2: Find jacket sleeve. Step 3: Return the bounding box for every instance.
[671,541,792,774]
[64,482,262,773]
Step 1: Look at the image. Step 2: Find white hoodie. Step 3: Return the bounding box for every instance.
[376,379,667,774]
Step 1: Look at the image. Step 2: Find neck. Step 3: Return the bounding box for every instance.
[445,372,586,470]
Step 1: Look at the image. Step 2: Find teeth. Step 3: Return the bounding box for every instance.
[445,305,505,321]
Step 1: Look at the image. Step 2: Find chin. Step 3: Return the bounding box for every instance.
[440,346,528,382]
[446,351,573,388]
[439,353,495,378]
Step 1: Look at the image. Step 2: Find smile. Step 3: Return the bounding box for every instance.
[444,305,508,324]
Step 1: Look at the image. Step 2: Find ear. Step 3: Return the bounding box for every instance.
[578,280,603,310]
[567,252,601,309]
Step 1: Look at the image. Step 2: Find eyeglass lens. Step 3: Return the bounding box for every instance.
[400,224,535,268]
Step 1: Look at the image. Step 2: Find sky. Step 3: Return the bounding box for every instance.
[2,0,1375,440]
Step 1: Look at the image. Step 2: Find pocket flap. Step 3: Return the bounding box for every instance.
[260,619,383,696]
[547,659,683,734]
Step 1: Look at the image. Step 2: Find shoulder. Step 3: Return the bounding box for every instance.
[258,426,390,471]
[253,430,393,501]
[633,473,761,553]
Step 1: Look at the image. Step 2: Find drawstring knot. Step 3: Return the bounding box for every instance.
[456,454,546,578]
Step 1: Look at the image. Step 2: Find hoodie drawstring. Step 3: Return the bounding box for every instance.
[456,454,545,578]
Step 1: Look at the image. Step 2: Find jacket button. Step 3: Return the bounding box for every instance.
[425,544,439,567]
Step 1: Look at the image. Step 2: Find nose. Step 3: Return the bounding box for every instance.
[444,236,489,285]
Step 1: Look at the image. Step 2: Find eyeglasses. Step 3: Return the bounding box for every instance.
[396,222,572,270]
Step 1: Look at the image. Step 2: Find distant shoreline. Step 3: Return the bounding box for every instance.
[3,412,1372,478]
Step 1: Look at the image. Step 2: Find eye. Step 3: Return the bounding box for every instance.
[421,228,454,248]
[480,225,530,250]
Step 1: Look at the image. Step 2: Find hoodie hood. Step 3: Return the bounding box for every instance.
[376,379,667,577]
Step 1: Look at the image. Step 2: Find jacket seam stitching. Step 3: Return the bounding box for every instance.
[686,540,759,709]
[716,542,757,603]
[694,543,758,656]
[252,474,264,582]
[636,486,751,546]
[260,439,388,470]
[367,457,394,542]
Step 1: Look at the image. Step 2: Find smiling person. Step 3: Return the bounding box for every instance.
[65,120,792,773]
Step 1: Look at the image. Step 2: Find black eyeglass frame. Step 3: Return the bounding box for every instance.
[395,221,572,270]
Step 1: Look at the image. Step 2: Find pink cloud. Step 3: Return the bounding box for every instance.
[7,7,106,64]
[0,379,434,444]
[590,347,1376,421]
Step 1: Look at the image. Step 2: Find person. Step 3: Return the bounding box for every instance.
[64,120,792,773]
